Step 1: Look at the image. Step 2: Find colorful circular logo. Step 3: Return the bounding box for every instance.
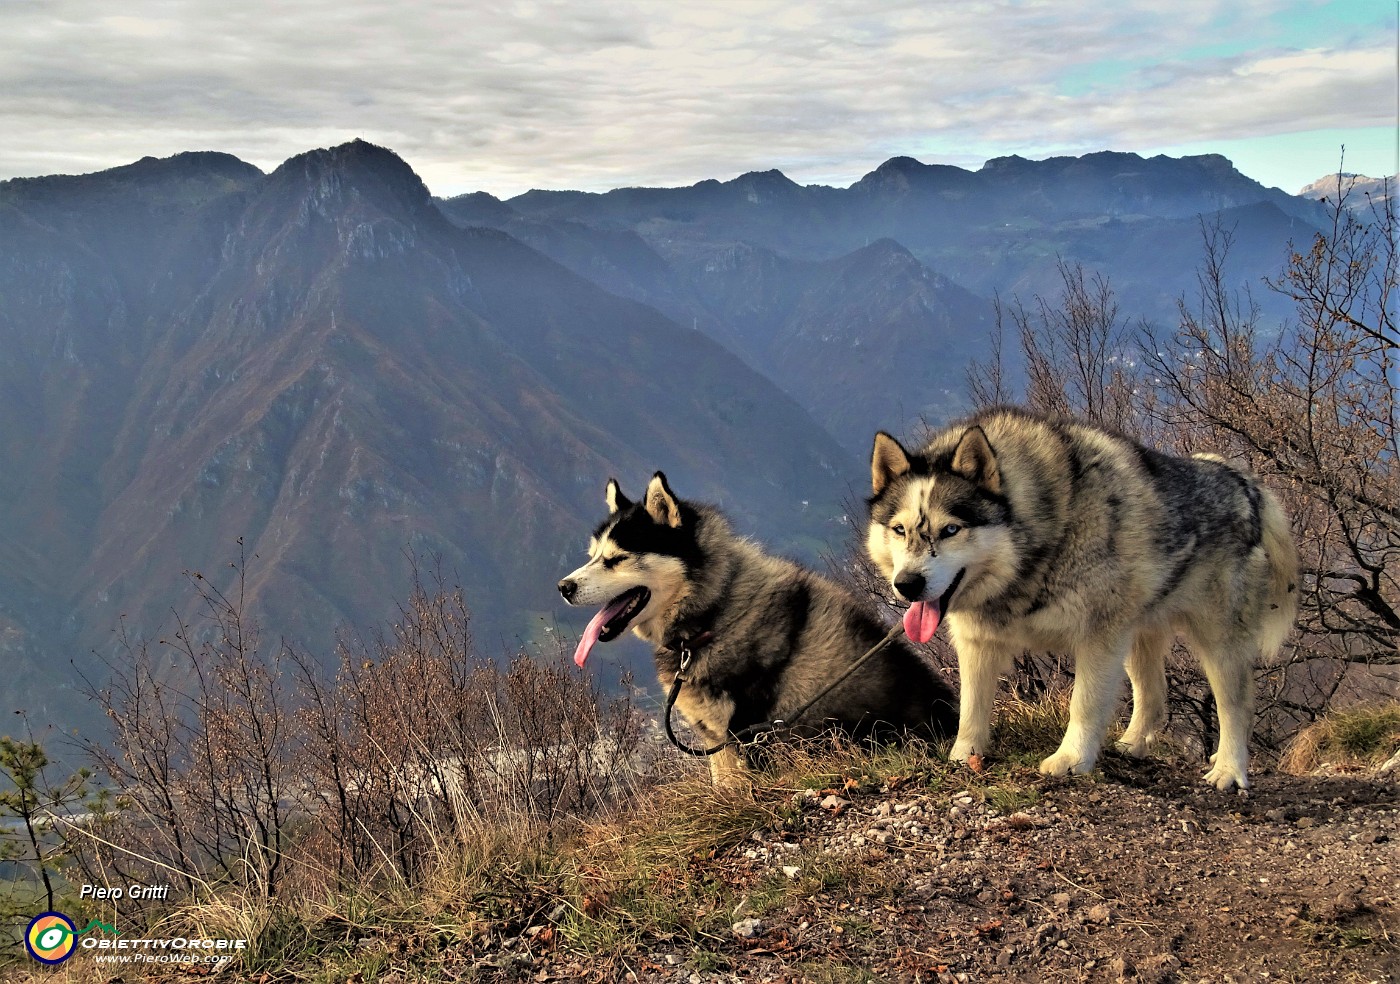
[25,911,78,964]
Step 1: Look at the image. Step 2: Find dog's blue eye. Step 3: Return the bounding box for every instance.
[942,524,961,537]
[891,524,905,537]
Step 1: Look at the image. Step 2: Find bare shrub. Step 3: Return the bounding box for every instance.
[969,259,1148,440]
[73,550,646,914]
[290,560,645,889]
[78,543,297,903]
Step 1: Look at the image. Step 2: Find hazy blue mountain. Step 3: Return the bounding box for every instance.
[437,201,999,454]
[443,151,1326,456]
[0,141,855,736]
[660,237,996,452]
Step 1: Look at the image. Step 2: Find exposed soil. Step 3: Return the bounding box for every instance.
[476,756,1400,983]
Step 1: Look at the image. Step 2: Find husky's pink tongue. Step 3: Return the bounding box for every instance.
[903,601,942,644]
[573,594,635,667]
[573,612,606,667]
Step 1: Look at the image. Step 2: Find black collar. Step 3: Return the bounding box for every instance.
[659,628,716,658]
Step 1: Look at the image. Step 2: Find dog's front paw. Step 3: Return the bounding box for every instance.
[1203,760,1249,792]
[1039,750,1093,777]
[949,738,982,763]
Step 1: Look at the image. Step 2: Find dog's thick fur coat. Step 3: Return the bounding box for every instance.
[561,473,958,781]
[866,407,1297,790]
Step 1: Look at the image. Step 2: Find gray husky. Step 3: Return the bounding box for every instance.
[866,407,1297,791]
[560,472,958,781]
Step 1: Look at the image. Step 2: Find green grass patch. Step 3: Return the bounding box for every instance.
[690,948,731,973]
[1330,704,1400,759]
[984,783,1041,814]
[1301,918,1398,953]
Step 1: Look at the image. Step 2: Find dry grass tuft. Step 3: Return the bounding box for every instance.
[1280,702,1400,775]
[991,689,1073,763]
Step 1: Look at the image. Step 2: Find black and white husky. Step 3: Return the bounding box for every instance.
[560,472,957,781]
[866,407,1298,790]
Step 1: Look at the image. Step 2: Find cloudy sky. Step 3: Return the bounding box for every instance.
[2,0,1395,198]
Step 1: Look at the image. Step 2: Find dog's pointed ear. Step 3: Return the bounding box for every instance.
[605,478,631,514]
[871,432,912,497]
[644,472,683,528]
[951,425,1001,494]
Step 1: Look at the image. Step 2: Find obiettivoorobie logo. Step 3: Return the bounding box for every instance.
[24,911,118,964]
[24,909,248,967]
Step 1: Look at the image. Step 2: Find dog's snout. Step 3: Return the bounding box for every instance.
[558,578,578,603]
[894,572,927,602]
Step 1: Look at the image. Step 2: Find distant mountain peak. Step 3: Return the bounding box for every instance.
[120,150,262,179]
[853,236,914,258]
[1182,152,1234,170]
[726,168,801,194]
[282,138,418,175]
[273,140,432,208]
[732,168,798,184]
[981,154,1032,172]
[875,156,927,173]
[435,190,518,225]
[0,149,263,207]
[262,140,438,231]
[852,155,972,195]
[724,168,801,204]
[1297,171,1395,204]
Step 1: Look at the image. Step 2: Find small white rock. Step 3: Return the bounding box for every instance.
[732,918,763,938]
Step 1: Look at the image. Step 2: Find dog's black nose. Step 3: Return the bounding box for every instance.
[558,578,577,602]
[894,573,926,601]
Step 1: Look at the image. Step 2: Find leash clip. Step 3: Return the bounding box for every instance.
[749,719,786,746]
[678,642,694,677]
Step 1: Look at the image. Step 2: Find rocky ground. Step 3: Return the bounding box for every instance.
[471,755,1399,983]
[28,753,1393,984]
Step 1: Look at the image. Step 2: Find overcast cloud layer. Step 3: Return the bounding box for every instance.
[1,0,1395,197]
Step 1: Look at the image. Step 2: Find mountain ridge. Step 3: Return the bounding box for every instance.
[463,148,1324,332]
[0,140,855,737]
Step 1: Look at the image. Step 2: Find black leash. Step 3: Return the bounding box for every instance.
[662,621,906,758]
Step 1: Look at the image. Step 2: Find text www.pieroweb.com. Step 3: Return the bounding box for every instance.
[85,937,246,965]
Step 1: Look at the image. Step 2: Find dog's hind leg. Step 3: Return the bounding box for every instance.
[1117,628,1171,758]
[947,623,1014,764]
[1193,637,1255,791]
[1040,635,1130,777]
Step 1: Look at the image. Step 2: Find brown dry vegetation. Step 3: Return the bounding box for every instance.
[6,727,1398,983]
